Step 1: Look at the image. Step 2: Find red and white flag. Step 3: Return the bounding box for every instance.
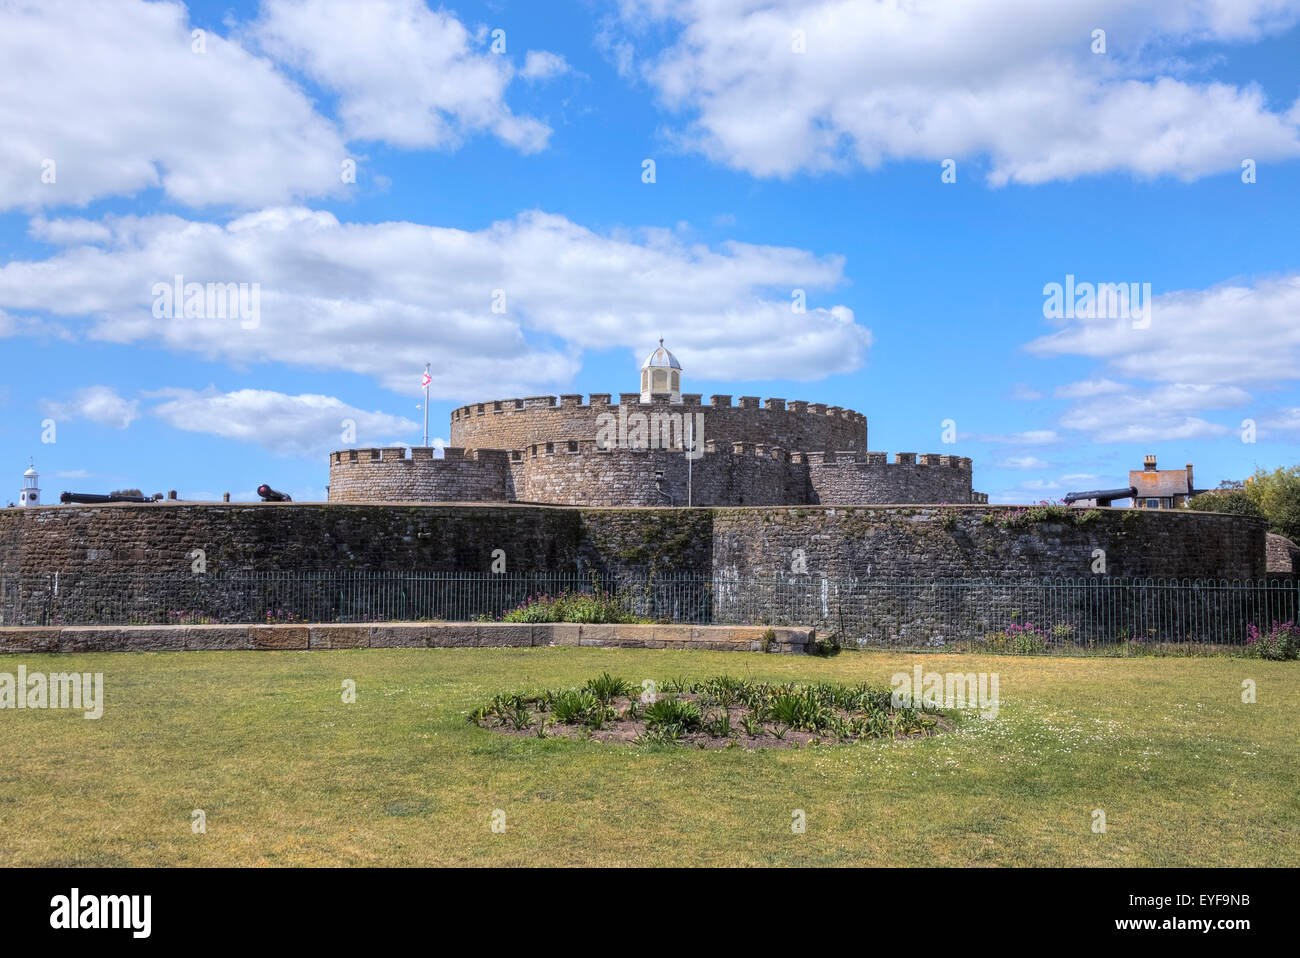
[421,371,431,388]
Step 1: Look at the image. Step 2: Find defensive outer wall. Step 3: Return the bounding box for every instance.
[0,501,1267,582]
[0,503,1271,642]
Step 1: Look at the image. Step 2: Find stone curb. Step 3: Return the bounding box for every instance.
[0,623,812,654]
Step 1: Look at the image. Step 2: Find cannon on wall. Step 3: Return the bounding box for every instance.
[257,484,292,502]
[59,492,154,504]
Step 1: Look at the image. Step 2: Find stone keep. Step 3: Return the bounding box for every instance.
[328,342,985,506]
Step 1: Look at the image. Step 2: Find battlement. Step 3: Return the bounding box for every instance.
[451,393,866,423]
[799,451,972,469]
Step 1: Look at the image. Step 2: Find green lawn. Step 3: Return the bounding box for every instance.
[1,648,1296,866]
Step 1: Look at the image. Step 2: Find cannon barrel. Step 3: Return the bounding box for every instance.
[60,492,153,504]
[257,484,292,502]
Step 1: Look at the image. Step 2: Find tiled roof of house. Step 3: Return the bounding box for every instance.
[1129,469,1192,498]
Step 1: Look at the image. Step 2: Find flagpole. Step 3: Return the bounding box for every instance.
[422,362,431,448]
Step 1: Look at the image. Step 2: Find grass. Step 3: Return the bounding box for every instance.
[0,647,1296,866]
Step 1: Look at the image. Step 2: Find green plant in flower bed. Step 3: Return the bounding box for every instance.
[499,588,652,624]
[974,622,1048,654]
[584,671,634,703]
[468,675,946,748]
[644,697,704,731]
[1247,621,1300,661]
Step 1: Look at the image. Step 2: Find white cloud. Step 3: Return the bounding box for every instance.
[1053,378,1128,399]
[1057,383,1247,443]
[1028,275,1300,387]
[977,429,1060,446]
[148,388,419,457]
[41,386,139,429]
[521,51,570,82]
[54,469,93,479]
[0,207,869,395]
[618,0,1300,182]
[0,0,347,211]
[997,456,1049,469]
[251,0,553,152]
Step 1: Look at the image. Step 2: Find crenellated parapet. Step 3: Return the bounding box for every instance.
[803,450,979,505]
[327,440,982,507]
[449,392,867,454]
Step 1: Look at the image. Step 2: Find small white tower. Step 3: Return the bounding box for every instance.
[640,337,682,402]
[19,459,40,507]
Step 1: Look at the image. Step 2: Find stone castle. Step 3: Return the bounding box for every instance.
[328,341,987,507]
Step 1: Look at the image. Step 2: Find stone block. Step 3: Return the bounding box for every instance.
[0,628,60,653]
[425,625,479,648]
[366,623,431,647]
[310,625,372,649]
[474,624,533,647]
[250,626,309,650]
[183,626,251,651]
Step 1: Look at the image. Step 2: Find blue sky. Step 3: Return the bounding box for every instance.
[2,0,1299,504]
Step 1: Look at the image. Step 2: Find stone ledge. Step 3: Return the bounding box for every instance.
[0,622,814,654]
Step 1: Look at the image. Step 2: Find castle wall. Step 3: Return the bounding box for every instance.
[511,441,802,506]
[806,452,976,504]
[449,394,867,453]
[327,446,512,502]
[0,502,1266,582]
[327,443,976,507]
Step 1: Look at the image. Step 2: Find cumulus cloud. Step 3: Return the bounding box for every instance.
[147,388,419,457]
[41,386,140,429]
[251,0,553,152]
[616,0,1300,182]
[520,51,571,82]
[1028,275,1300,387]
[1057,383,1248,443]
[0,0,347,210]
[0,0,560,211]
[997,456,1050,469]
[0,207,869,396]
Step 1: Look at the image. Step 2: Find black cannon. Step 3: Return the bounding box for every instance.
[59,492,154,504]
[257,484,292,502]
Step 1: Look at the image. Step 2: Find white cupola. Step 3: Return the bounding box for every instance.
[19,459,39,507]
[640,337,682,402]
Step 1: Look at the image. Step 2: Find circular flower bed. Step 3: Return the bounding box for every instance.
[469,673,950,749]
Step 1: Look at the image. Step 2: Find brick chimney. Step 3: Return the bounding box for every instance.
[1185,463,1194,490]
[1144,454,1157,472]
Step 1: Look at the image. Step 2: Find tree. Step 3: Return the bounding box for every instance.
[1187,489,1265,521]
[1247,466,1300,543]
[110,488,144,498]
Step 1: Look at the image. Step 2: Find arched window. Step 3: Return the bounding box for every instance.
[670,371,680,392]
[653,369,667,391]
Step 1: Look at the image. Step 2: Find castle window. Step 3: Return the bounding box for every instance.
[511,451,521,462]
[370,449,380,460]
[670,371,679,392]
[568,441,578,453]
[653,369,667,391]
[546,442,554,455]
